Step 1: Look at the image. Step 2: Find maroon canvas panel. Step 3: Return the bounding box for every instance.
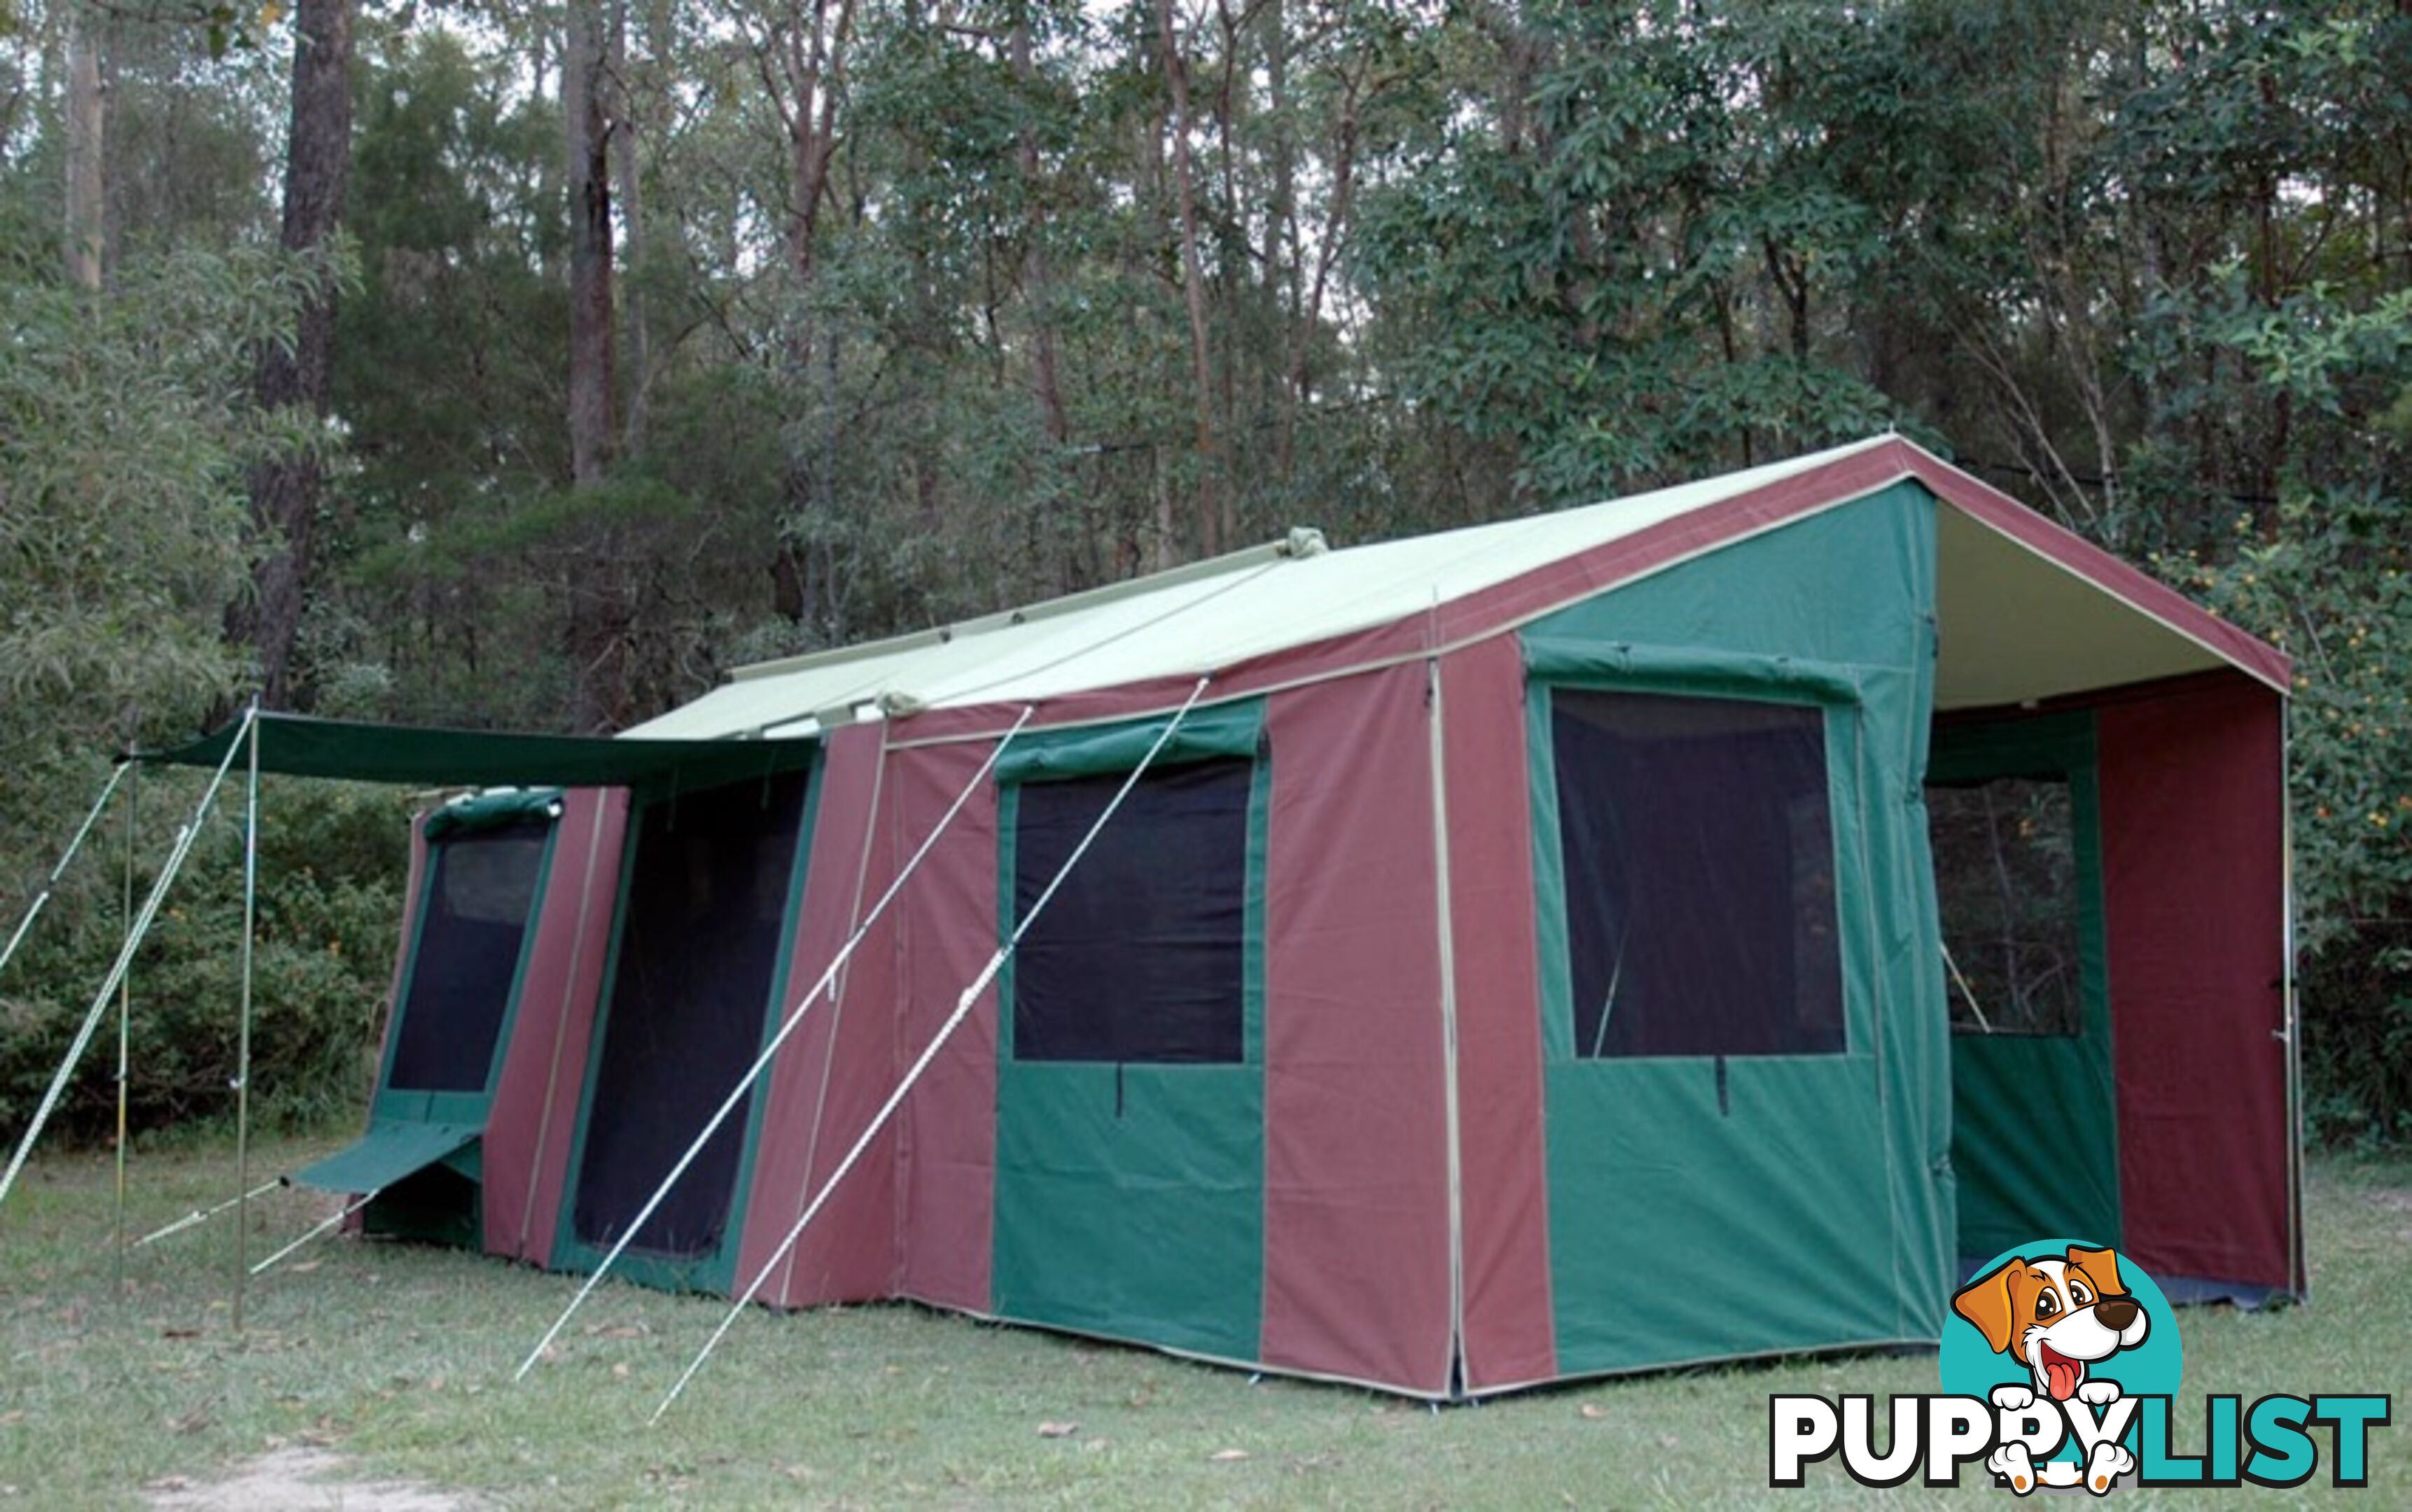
[1257,664,1454,1392]
[2097,674,2295,1290]
[889,741,1003,1312]
[482,787,630,1263]
[737,724,902,1306]
[1441,636,1559,1390]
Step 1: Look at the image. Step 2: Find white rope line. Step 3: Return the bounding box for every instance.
[513,706,1036,1381]
[0,761,132,986]
[251,1189,379,1275]
[130,1177,284,1250]
[0,709,256,1214]
[649,676,1212,1424]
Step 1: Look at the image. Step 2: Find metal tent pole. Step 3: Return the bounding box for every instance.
[232,703,262,1331]
[0,710,255,1215]
[515,706,1036,1380]
[652,678,1211,1424]
[113,762,139,1298]
[0,761,131,987]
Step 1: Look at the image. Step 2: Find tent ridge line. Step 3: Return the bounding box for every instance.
[870,477,1916,750]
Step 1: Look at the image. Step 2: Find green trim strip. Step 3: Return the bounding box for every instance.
[991,700,1263,785]
[1521,637,1865,706]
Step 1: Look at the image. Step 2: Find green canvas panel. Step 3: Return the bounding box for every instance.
[990,699,1263,785]
[421,788,562,841]
[1521,637,1865,706]
[1931,714,2119,1259]
[292,1120,482,1194]
[1524,480,1953,1374]
[990,706,1269,1362]
[137,711,813,795]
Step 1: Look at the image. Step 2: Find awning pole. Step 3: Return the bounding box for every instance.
[0,760,131,988]
[515,704,1037,1382]
[113,762,139,1300]
[232,701,262,1331]
[651,677,1212,1424]
[0,708,256,1216]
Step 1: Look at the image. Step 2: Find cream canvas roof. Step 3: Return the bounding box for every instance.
[627,435,2271,741]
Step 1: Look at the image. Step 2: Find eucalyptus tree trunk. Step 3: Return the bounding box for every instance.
[563,0,624,730]
[230,0,352,708]
[1157,0,1222,559]
[63,4,103,290]
[564,0,615,488]
[1012,3,1069,445]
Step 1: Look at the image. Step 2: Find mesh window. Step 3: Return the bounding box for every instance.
[571,771,809,1258]
[1927,776,2082,1036]
[385,819,550,1093]
[1550,690,1843,1058]
[1012,757,1250,1063]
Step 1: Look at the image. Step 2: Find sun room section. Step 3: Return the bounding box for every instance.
[1930,499,2297,1301]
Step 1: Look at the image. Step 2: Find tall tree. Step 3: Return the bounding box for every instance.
[230,0,354,707]
[63,4,105,290]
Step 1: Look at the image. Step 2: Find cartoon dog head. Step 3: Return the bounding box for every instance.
[1951,1245,2149,1402]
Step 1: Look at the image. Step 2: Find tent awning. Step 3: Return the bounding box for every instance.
[132,711,813,790]
[290,1120,482,1194]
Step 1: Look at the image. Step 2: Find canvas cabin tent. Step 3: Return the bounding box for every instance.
[201,434,2295,1399]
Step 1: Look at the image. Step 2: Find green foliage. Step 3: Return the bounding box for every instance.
[0,780,407,1142]
[2180,272,2412,1144]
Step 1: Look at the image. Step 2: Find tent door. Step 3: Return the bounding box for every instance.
[552,764,817,1290]
[1930,712,2121,1263]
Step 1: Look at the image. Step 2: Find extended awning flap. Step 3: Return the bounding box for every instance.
[132,710,814,791]
[290,1120,482,1194]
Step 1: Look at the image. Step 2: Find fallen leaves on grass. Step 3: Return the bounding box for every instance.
[1578,1404,1608,1420]
[1036,1421,1078,1438]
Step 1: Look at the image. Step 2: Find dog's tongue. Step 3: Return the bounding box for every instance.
[2041,1347,2081,1401]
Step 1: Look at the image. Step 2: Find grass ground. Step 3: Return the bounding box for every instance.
[0,1135,2405,1508]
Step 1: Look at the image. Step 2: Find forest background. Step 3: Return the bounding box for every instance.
[1,0,2406,1146]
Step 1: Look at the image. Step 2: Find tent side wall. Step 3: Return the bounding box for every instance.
[737,722,906,1306]
[891,738,1010,1313]
[1255,662,1453,1392]
[1441,634,1561,1393]
[481,787,631,1263]
[2098,673,2296,1296]
[1484,479,1953,1382]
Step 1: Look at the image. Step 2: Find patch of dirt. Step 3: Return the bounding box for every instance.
[144,1448,474,1511]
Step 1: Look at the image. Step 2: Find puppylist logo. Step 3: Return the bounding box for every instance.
[1769,1240,2391,1494]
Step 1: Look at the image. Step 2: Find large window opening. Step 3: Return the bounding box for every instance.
[1010,757,1250,1064]
[1549,690,1843,1058]
[385,818,550,1093]
[571,771,810,1258]
[1927,775,2083,1036]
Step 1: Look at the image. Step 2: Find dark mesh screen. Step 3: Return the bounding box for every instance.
[1927,776,2082,1035]
[571,771,809,1257]
[386,819,550,1093]
[1012,757,1250,1063]
[1551,690,1843,1058]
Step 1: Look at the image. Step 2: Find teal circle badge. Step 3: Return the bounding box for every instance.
[1939,1238,2181,1480]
